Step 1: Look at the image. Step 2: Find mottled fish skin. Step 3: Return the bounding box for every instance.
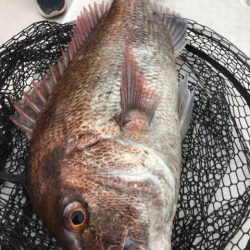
[28,0,182,249]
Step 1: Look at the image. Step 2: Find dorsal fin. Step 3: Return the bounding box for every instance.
[9,1,113,139]
[151,2,187,56]
[119,42,159,133]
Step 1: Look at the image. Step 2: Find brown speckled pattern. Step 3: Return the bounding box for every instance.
[28,0,182,249]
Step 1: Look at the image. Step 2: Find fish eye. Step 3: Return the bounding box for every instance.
[63,201,87,233]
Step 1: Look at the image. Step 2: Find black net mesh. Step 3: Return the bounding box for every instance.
[0,20,249,250]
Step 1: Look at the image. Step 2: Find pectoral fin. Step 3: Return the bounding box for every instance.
[118,42,159,133]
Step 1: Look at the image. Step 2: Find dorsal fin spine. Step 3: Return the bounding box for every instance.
[11,100,35,124]
[31,81,46,104]
[23,91,40,113]
[9,116,32,139]
[82,14,91,34]
[89,4,97,24]
[94,2,100,19]
[99,2,105,16]
[68,43,74,61]
[62,51,69,68]
[75,31,81,48]
[76,28,84,44]
[71,41,76,57]
[83,7,92,29]
[49,65,58,84]
[57,59,64,76]
[43,78,53,95]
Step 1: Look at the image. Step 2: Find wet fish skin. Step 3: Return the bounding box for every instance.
[26,0,187,249]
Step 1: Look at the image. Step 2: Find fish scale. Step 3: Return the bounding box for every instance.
[9,0,194,249]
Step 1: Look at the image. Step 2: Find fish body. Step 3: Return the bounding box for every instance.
[10,0,193,249]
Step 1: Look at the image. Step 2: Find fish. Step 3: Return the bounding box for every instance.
[9,0,194,249]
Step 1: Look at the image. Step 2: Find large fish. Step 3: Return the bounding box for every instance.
[10,0,194,249]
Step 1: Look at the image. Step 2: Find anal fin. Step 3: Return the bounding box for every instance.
[178,74,194,140]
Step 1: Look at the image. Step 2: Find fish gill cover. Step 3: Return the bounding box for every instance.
[0,20,249,250]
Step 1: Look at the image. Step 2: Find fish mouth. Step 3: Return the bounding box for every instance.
[64,225,146,250]
[107,240,145,250]
[122,238,146,250]
[106,225,146,250]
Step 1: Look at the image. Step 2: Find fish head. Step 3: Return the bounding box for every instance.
[28,138,176,250]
